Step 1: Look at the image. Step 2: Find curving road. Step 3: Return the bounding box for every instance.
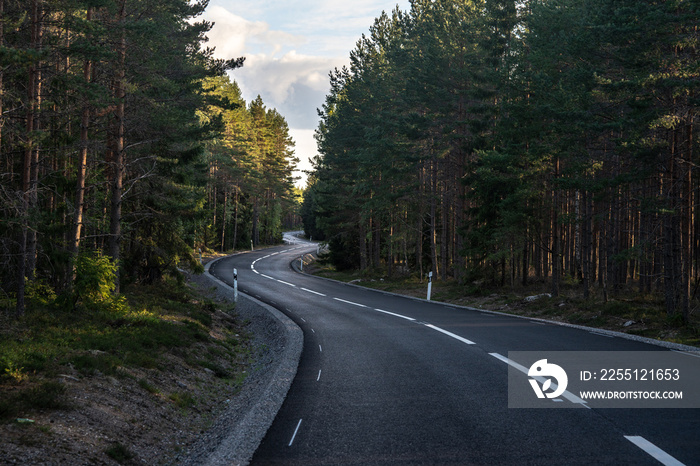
[208,234,699,465]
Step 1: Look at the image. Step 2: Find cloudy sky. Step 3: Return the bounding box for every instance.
[199,0,411,187]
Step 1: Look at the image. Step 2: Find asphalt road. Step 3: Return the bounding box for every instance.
[209,235,700,465]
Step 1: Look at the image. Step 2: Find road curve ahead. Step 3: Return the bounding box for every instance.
[209,234,699,465]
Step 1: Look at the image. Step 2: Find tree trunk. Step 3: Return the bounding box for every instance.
[416,167,424,280]
[220,187,228,251]
[551,158,560,297]
[108,0,127,293]
[441,182,448,280]
[69,8,93,268]
[374,215,381,268]
[232,188,239,250]
[359,217,368,271]
[16,0,42,317]
[26,0,43,279]
[252,196,259,246]
[522,238,529,287]
[581,189,591,299]
[430,152,438,279]
[682,122,693,323]
[0,0,3,161]
[663,129,679,316]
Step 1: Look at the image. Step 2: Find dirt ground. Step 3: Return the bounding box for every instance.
[0,278,255,465]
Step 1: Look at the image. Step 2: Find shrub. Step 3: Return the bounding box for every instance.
[72,251,127,312]
[105,442,135,463]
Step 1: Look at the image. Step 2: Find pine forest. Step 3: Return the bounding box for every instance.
[0,0,299,317]
[303,0,700,322]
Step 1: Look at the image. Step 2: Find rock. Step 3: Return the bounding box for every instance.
[623,320,635,327]
[524,293,552,302]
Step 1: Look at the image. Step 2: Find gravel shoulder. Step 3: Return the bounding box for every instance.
[182,259,303,465]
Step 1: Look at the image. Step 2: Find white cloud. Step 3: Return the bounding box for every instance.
[199,1,412,187]
[289,128,318,186]
[236,51,340,104]
[202,6,306,60]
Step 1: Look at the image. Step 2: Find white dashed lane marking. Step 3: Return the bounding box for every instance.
[488,352,588,407]
[288,419,302,447]
[424,324,476,345]
[333,298,367,308]
[374,308,415,321]
[624,436,685,466]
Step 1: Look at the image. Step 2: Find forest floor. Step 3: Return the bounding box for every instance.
[0,270,262,465]
[307,260,700,349]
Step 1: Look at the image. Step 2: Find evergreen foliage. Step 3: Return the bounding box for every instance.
[305,0,699,321]
[0,0,299,317]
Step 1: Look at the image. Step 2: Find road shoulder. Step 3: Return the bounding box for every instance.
[182,258,303,465]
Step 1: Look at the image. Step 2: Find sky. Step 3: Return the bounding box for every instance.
[198,0,411,187]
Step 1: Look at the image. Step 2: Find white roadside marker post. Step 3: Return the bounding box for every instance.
[427,271,433,301]
[251,240,254,251]
[300,255,303,271]
[233,268,238,302]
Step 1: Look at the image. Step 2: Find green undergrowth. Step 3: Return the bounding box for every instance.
[0,276,251,421]
[312,264,700,348]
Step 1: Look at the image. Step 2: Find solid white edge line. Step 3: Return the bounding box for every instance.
[424,324,476,345]
[488,352,589,407]
[333,298,367,308]
[624,436,685,466]
[301,288,326,296]
[374,308,416,321]
[672,350,700,359]
[288,419,303,447]
[589,331,614,338]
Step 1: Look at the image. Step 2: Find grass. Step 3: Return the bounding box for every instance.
[105,442,135,463]
[0,381,68,419]
[168,391,196,409]
[138,378,160,395]
[0,275,252,421]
